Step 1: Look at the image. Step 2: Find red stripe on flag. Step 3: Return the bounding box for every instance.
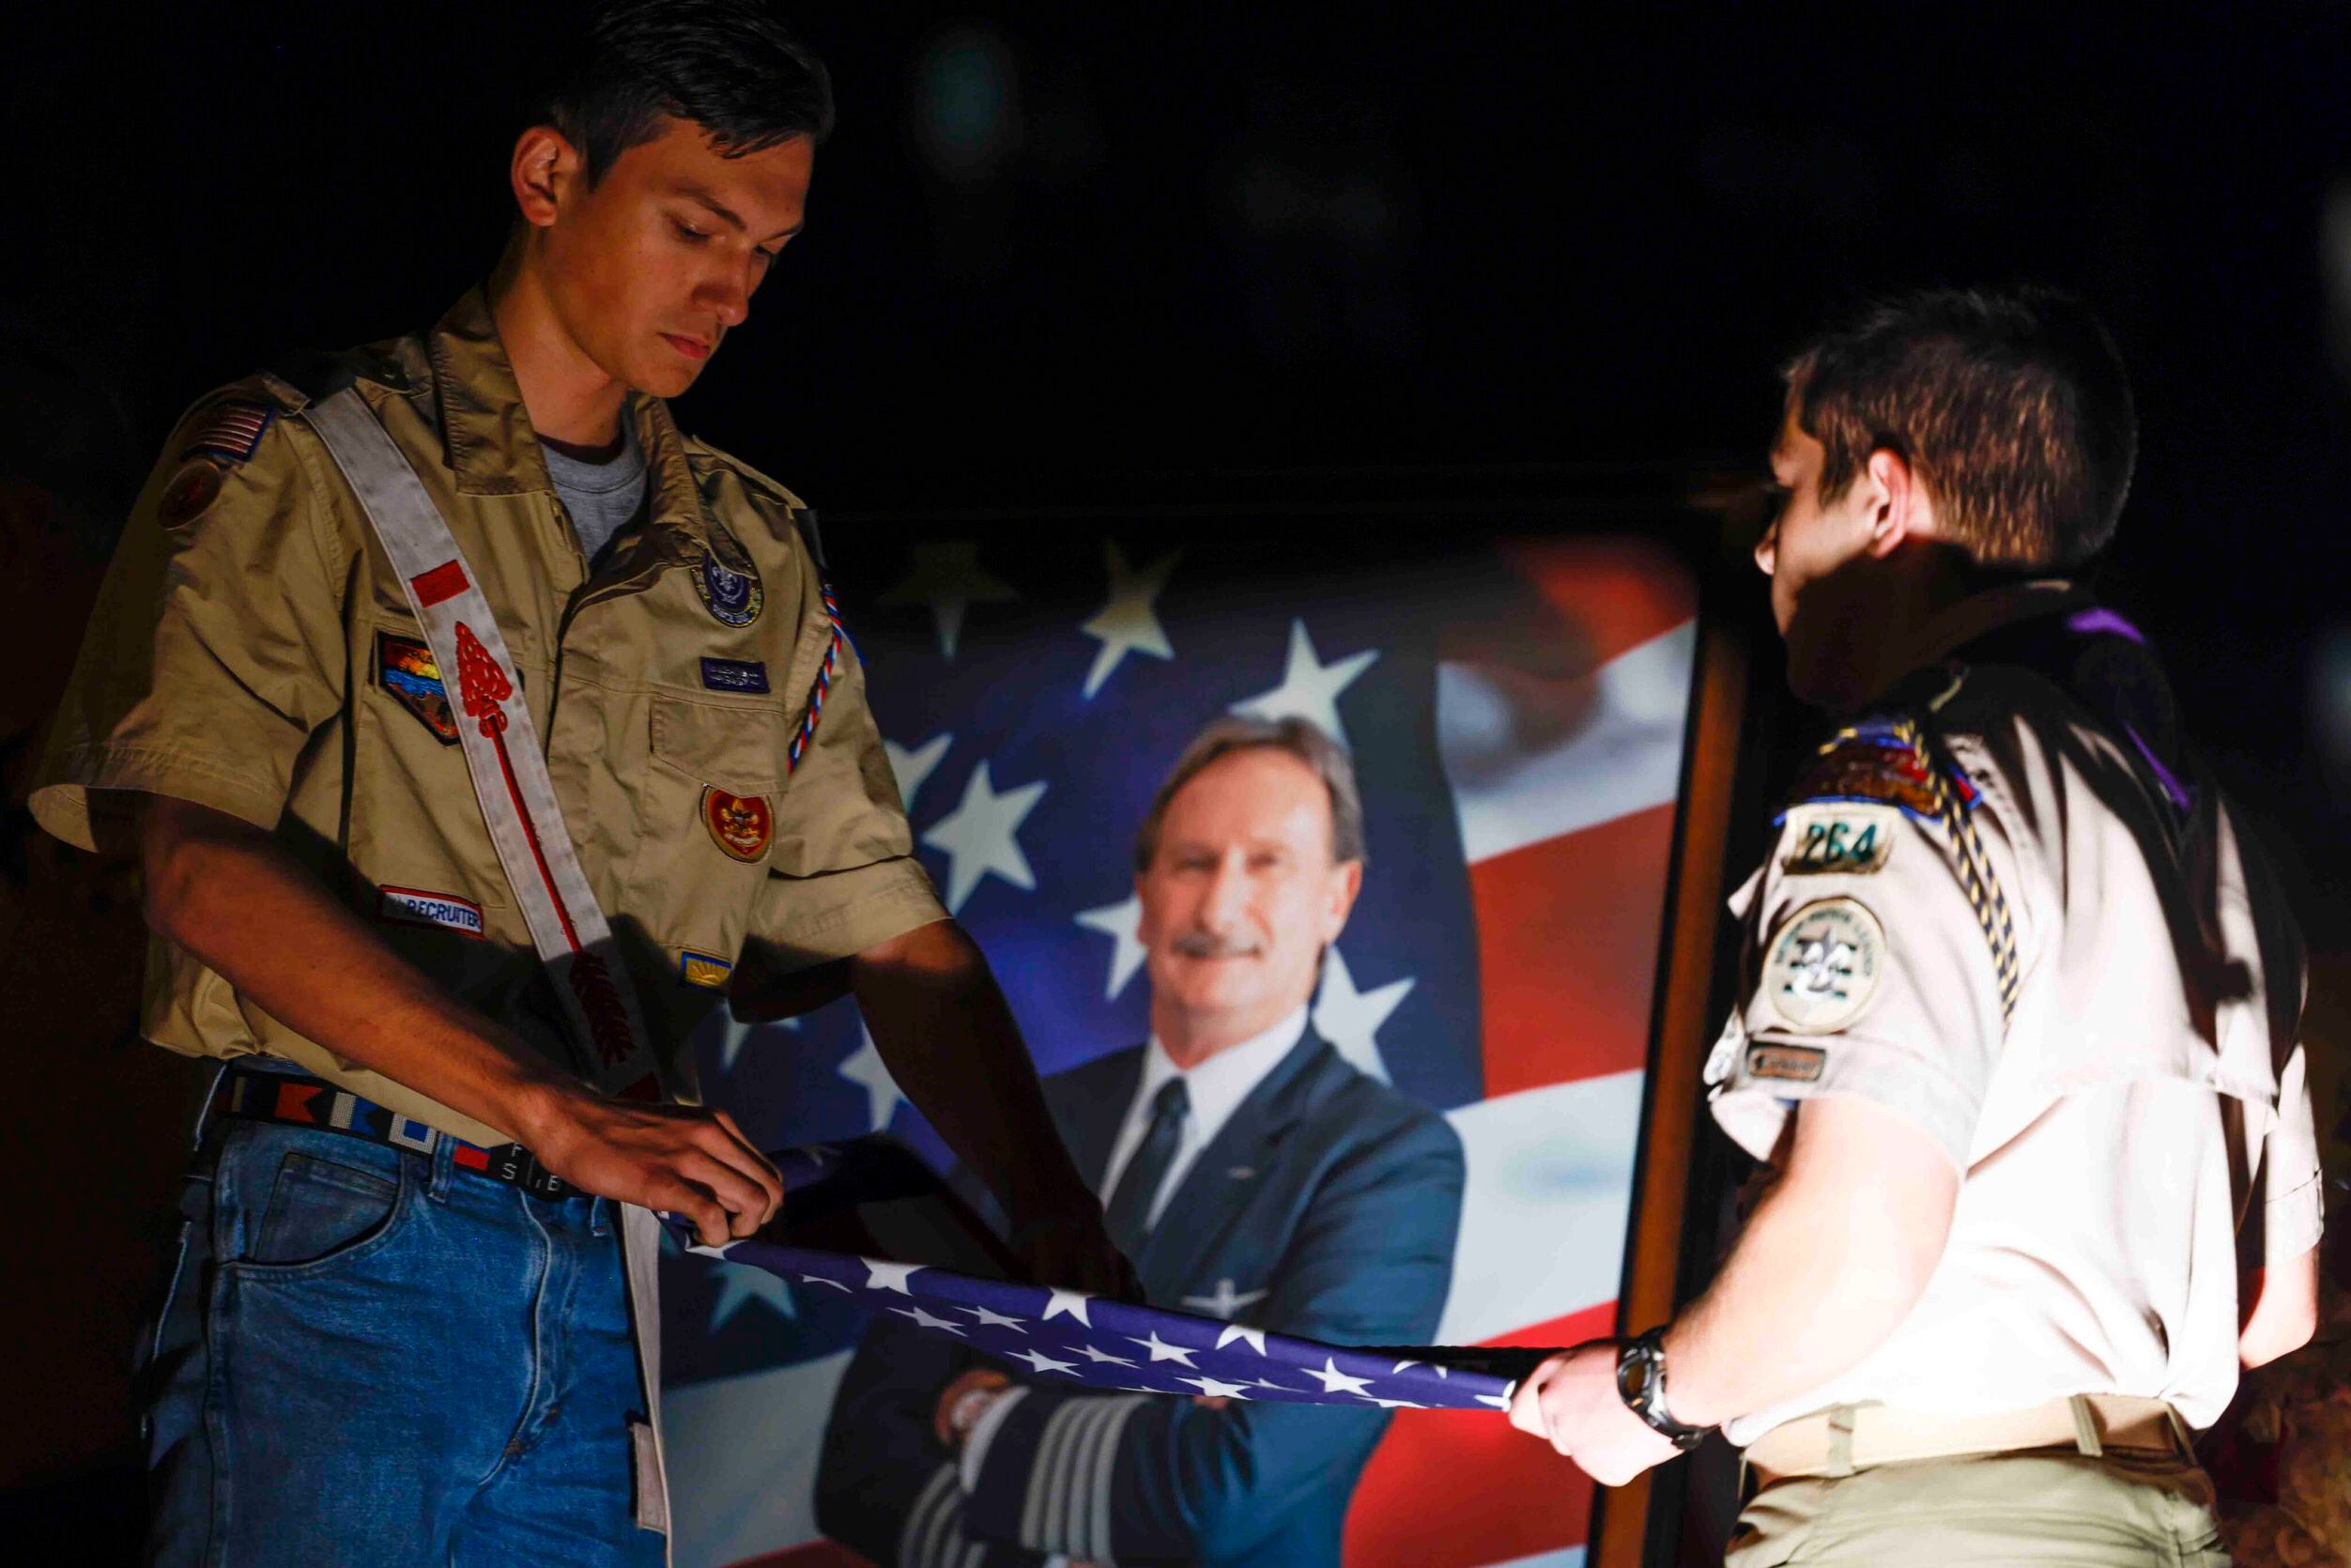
[411,560,469,607]
[452,1144,490,1171]
[1473,801,1678,1098]
[274,1083,322,1125]
[1343,1300,1619,1568]
[1498,537,1697,668]
[727,1542,873,1568]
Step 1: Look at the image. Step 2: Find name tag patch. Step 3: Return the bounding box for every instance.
[376,631,460,745]
[379,885,485,939]
[699,656,770,694]
[1780,803,1897,876]
[1746,1043,1827,1083]
[679,949,734,989]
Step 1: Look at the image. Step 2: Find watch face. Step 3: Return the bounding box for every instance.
[1616,1344,1649,1408]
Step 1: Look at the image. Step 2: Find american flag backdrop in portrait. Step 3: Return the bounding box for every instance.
[659,524,1699,1568]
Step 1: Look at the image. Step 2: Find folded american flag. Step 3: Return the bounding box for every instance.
[664,1142,1544,1413]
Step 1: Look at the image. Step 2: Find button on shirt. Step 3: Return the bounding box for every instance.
[1099,1005,1311,1230]
[1706,582,2324,1444]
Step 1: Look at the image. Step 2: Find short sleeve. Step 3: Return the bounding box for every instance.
[2262,1041,2326,1264]
[1709,765,2018,1172]
[744,624,946,969]
[30,391,348,851]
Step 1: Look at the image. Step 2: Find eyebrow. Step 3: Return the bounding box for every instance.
[673,184,805,244]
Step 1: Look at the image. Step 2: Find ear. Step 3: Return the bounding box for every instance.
[1320,859,1364,944]
[1133,871,1160,946]
[511,125,582,229]
[1861,448,1923,560]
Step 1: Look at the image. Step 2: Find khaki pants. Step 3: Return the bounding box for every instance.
[1724,1449,2230,1565]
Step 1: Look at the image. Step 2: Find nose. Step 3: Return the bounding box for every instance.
[1753,518,1777,577]
[699,263,754,331]
[1199,854,1251,930]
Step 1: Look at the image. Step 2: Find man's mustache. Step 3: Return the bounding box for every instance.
[1171,931,1261,960]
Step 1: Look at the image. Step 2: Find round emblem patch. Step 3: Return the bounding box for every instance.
[694,546,763,627]
[1760,897,1884,1034]
[159,460,224,528]
[700,786,774,862]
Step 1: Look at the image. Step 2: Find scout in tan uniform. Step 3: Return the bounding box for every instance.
[1508,288,2324,1564]
[31,6,1126,1563]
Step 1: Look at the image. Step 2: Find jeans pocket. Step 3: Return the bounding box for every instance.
[244,1147,407,1270]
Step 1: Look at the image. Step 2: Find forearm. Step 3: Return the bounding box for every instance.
[1662,1102,1956,1428]
[850,920,1089,1214]
[140,797,574,1144]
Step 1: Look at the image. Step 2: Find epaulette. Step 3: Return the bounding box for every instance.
[683,436,824,572]
[260,346,411,413]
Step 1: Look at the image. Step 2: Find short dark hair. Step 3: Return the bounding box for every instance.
[1133,717,1367,873]
[1784,287,2137,569]
[540,1,834,185]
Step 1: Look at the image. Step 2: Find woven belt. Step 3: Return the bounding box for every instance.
[1744,1394,2190,1485]
[216,1067,581,1201]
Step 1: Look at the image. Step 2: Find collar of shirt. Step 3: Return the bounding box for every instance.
[1878,576,2085,695]
[1100,1004,1312,1230]
[423,286,715,562]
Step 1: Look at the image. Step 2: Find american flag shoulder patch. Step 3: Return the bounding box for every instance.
[182,399,275,465]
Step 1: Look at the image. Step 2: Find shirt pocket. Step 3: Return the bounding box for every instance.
[628,693,791,951]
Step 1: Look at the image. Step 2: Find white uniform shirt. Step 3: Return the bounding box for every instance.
[1099,1005,1311,1228]
[1707,582,2325,1445]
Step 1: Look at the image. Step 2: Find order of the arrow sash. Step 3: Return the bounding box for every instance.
[303,387,665,1103]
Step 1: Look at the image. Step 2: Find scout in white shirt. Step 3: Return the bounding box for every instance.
[1509,287,2322,1567]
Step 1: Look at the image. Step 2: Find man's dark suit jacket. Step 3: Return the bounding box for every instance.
[815,1025,1466,1568]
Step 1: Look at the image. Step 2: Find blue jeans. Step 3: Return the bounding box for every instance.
[144,1111,666,1566]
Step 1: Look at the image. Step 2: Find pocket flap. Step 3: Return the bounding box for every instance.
[650,696,787,795]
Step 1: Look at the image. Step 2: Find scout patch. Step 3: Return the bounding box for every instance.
[1745,1043,1827,1083]
[1780,802,1898,876]
[378,885,485,939]
[1786,717,1976,823]
[679,949,734,989]
[1761,897,1883,1033]
[182,399,273,465]
[701,786,774,862]
[694,532,763,627]
[376,631,460,745]
[699,656,770,694]
[159,460,224,529]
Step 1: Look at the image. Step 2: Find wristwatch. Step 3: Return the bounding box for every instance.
[1615,1327,1713,1451]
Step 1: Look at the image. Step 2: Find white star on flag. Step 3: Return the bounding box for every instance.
[1008,1348,1081,1377]
[891,1305,967,1335]
[837,1027,904,1132]
[1074,893,1149,1000]
[1477,1393,1514,1410]
[1313,946,1417,1084]
[863,1260,923,1295]
[884,731,953,813]
[1178,1376,1253,1400]
[921,761,1048,913]
[715,1010,800,1074]
[877,542,1017,659]
[1230,619,1379,747]
[1214,1323,1268,1355]
[797,1273,853,1292]
[1368,1397,1425,1409]
[1039,1288,1094,1328]
[1079,543,1179,698]
[1306,1358,1375,1397]
[708,1259,793,1332]
[1074,1344,1137,1367]
[1129,1331,1200,1366]
[964,1304,1028,1332]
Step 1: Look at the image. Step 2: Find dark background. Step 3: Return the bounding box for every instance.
[6,2,2351,1556]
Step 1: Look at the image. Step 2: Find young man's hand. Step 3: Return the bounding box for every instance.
[1507,1341,1681,1486]
[518,1085,784,1246]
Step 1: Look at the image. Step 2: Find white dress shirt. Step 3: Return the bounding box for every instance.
[1096,1004,1310,1230]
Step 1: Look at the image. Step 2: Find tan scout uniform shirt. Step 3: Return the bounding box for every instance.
[32,287,947,1147]
[1707,581,2325,1446]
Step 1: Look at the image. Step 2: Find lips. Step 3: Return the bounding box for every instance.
[663,333,714,361]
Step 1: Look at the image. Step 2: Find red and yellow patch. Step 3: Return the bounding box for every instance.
[700,786,773,862]
[159,460,224,529]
